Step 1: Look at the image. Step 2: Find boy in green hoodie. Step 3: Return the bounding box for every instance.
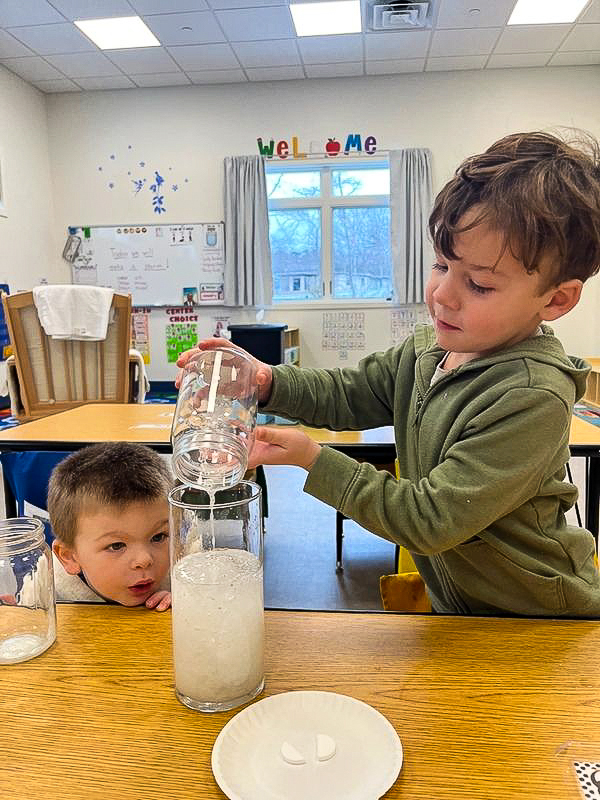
[182,131,600,617]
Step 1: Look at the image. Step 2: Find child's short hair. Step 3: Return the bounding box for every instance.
[48,442,172,547]
[429,130,600,290]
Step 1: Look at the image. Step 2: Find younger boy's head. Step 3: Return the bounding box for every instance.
[427,131,600,357]
[48,442,172,606]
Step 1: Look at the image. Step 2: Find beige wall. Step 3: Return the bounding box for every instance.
[2,65,599,377]
[0,65,55,292]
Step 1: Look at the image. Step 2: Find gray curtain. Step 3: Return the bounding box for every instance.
[223,155,272,307]
[390,148,433,304]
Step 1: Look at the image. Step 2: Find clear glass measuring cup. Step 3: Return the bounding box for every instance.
[171,346,258,490]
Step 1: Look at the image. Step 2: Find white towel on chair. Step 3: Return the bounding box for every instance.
[33,285,114,340]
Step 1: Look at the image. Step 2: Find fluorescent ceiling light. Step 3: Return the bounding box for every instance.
[508,0,589,25]
[290,0,362,36]
[74,16,160,49]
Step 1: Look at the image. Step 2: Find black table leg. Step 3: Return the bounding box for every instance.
[586,455,600,547]
[2,465,17,517]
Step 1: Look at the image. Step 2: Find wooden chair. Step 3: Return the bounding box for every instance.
[2,289,132,420]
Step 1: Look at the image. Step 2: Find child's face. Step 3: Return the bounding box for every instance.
[55,499,170,606]
[426,217,562,359]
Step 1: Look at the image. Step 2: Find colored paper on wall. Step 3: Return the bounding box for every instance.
[166,322,198,364]
[131,309,151,364]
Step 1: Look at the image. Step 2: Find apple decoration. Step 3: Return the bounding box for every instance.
[325,138,341,157]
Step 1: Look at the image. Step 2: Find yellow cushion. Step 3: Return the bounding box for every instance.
[380,571,432,612]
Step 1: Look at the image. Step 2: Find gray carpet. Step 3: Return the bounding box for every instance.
[262,466,396,611]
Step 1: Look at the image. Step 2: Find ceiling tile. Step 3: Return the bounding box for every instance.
[0,29,34,58]
[106,47,181,74]
[494,24,571,54]
[8,22,96,54]
[131,0,209,12]
[364,31,430,60]
[143,11,225,45]
[436,0,514,29]
[487,52,552,68]
[75,75,137,89]
[45,51,123,76]
[304,61,364,77]
[0,55,63,80]
[168,42,239,69]
[426,54,487,71]
[560,22,600,50]
[215,6,294,41]
[246,65,304,80]
[48,0,134,20]
[207,0,281,7]
[131,71,192,86]
[232,39,300,67]
[0,0,64,27]
[580,0,600,24]
[550,50,600,65]
[298,34,362,64]
[366,58,425,74]
[32,77,81,91]
[187,67,246,81]
[430,27,500,57]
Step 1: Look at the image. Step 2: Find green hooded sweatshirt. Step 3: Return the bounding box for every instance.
[264,324,600,617]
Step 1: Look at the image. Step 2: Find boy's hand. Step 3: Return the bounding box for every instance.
[248,426,321,471]
[175,337,273,404]
[145,590,171,611]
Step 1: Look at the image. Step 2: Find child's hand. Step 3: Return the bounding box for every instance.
[145,590,171,611]
[175,338,273,403]
[248,426,321,471]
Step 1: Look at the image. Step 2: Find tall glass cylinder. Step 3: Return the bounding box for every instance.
[0,518,56,665]
[169,481,264,712]
[171,347,258,490]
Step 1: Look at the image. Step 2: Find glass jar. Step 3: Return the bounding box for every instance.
[171,346,258,491]
[0,518,56,664]
[169,481,264,712]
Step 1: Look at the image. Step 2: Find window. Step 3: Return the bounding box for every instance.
[266,161,391,303]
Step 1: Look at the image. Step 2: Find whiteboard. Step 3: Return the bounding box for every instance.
[70,223,225,306]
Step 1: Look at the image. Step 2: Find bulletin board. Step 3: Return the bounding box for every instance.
[70,222,225,306]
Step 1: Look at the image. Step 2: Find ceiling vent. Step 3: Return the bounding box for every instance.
[368,1,434,31]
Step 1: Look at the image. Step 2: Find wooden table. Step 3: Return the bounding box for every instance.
[2,604,599,800]
[0,403,599,539]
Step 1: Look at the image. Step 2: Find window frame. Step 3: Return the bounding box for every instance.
[266,157,391,307]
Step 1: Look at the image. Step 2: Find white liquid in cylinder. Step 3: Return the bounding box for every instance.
[172,549,264,706]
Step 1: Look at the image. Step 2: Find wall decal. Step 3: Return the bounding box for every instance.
[95,145,189,214]
[257,134,377,159]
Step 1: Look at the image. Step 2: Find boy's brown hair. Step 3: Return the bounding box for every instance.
[429,130,600,290]
[48,442,172,547]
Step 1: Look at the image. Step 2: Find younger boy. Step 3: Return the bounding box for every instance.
[46,442,172,610]
[182,130,600,617]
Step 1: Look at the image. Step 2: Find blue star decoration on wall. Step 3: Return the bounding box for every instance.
[97,147,190,214]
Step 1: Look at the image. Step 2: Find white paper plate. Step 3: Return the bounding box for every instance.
[211,690,403,800]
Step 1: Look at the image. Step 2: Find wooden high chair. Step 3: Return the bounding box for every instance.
[2,289,132,420]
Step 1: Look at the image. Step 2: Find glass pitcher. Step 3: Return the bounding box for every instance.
[169,481,264,712]
[0,518,56,664]
[171,346,258,490]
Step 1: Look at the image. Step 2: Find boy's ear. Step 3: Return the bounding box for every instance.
[52,539,81,575]
[541,279,583,322]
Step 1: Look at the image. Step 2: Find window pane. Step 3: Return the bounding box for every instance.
[332,207,392,299]
[332,168,390,197]
[269,209,322,301]
[266,170,320,199]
